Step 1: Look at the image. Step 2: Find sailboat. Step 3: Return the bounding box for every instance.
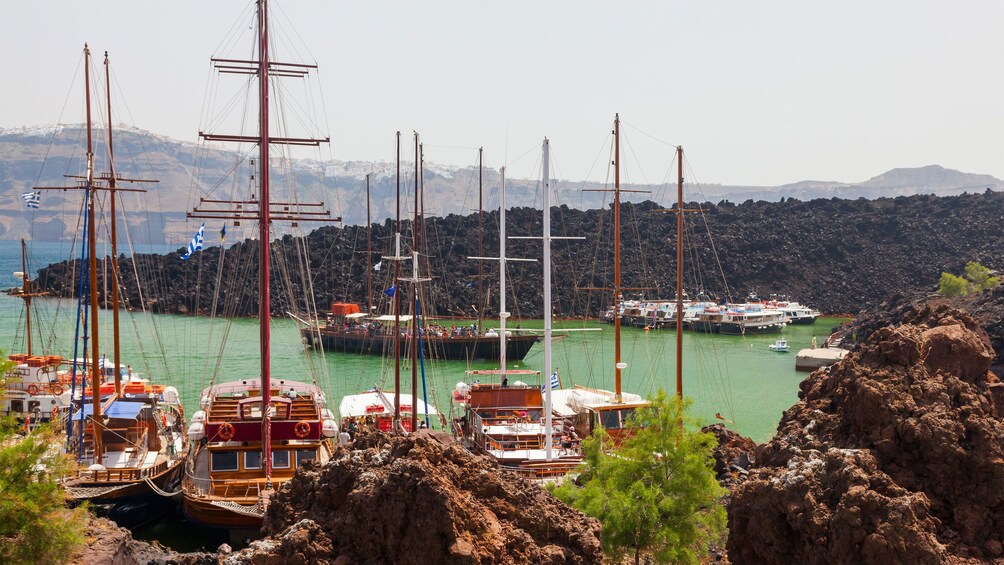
[38,46,188,527]
[455,144,583,478]
[299,149,540,362]
[549,115,651,441]
[181,0,337,532]
[2,240,70,429]
[338,132,442,433]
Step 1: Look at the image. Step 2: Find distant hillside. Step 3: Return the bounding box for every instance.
[2,125,1001,243]
[35,191,1004,317]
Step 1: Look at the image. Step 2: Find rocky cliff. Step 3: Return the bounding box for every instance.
[726,301,1004,563]
[35,190,1004,317]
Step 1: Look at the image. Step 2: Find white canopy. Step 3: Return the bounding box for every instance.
[338,390,438,419]
[369,315,414,322]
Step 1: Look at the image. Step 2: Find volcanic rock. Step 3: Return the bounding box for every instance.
[226,430,602,564]
[34,191,1004,318]
[728,304,1004,563]
[68,515,216,565]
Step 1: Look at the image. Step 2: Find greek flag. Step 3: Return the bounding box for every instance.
[541,371,560,392]
[98,355,106,370]
[181,224,205,260]
[22,191,40,209]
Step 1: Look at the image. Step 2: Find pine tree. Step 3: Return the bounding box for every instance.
[0,355,87,564]
[552,391,726,564]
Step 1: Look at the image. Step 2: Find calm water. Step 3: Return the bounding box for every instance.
[0,239,838,443]
[0,239,843,550]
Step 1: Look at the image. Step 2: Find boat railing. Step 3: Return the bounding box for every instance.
[67,458,170,483]
[183,472,262,500]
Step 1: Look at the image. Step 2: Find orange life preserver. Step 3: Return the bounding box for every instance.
[294,420,311,439]
[218,422,235,441]
[26,384,39,396]
[50,383,63,396]
[51,405,59,419]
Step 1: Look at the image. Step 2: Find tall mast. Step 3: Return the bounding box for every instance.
[84,44,102,458]
[411,132,419,432]
[103,51,123,396]
[257,0,273,483]
[365,174,372,312]
[543,139,553,459]
[613,114,623,403]
[19,241,34,356]
[675,146,684,403]
[477,147,484,333]
[393,131,402,430]
[499,167,508,374]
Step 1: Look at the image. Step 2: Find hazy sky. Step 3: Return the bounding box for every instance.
[3,1,1002,187]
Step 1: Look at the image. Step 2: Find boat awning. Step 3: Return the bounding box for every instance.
[81,400,147,420]
[339,390,438,418]
[370,315,414,322]
[345,312,369,319]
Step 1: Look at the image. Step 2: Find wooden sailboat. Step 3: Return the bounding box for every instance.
[181,0,337,532]
[299,147,540,362]
[39,46,188,527]
[550,114,650,441]
[2,240,69,428]
[455,147,584,478]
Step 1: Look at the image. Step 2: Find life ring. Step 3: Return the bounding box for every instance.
[27,384,39,396]
[294,420,311,439]
[50,383,63,396]
[218,422,235,441]
[51,405,59,418]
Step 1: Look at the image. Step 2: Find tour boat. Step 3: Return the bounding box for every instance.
[180,0,336,533]
[38,47,188,528]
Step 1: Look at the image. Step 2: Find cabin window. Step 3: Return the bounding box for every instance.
[10,400,23,413]
[272,450,290,469]
[244,451,262,470]
[27,401,40,413]
[211,451,239,472]
[295,449,317,466]
[599,410,620,430]
[620,408,637,426]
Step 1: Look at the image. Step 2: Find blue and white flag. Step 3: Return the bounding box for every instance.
[181,224,205,260]
[541,371,560,392]
[383,285,396,298]
[98,355,106,370]
[22,191,40,209]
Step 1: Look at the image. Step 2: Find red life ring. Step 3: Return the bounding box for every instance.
[26,384,39,396]
[50,383,63,396]
[294,420,311,439]
[218,422,235,441]
[51,405,59,418]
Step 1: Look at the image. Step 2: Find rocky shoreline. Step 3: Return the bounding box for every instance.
[34,191,1004,319]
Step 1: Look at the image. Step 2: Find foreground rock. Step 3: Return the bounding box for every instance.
[226,430,602,564]
[728,303,1004,563]
[68,515,216,565]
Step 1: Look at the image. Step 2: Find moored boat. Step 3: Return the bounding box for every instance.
[179,0,337,534]
[768,338,790,352]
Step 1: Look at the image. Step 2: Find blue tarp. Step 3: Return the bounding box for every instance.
[80,400,147,420]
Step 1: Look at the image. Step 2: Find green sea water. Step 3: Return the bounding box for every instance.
[0,289,843,444]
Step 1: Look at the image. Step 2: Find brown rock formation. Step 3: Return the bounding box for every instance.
[728,304,1004,563]
[68,515,216,565]
[227,430,602,564]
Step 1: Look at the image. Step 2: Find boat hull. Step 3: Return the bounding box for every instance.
[302,330,539,361]
[65,458,185,529]
[181,495,263,531]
